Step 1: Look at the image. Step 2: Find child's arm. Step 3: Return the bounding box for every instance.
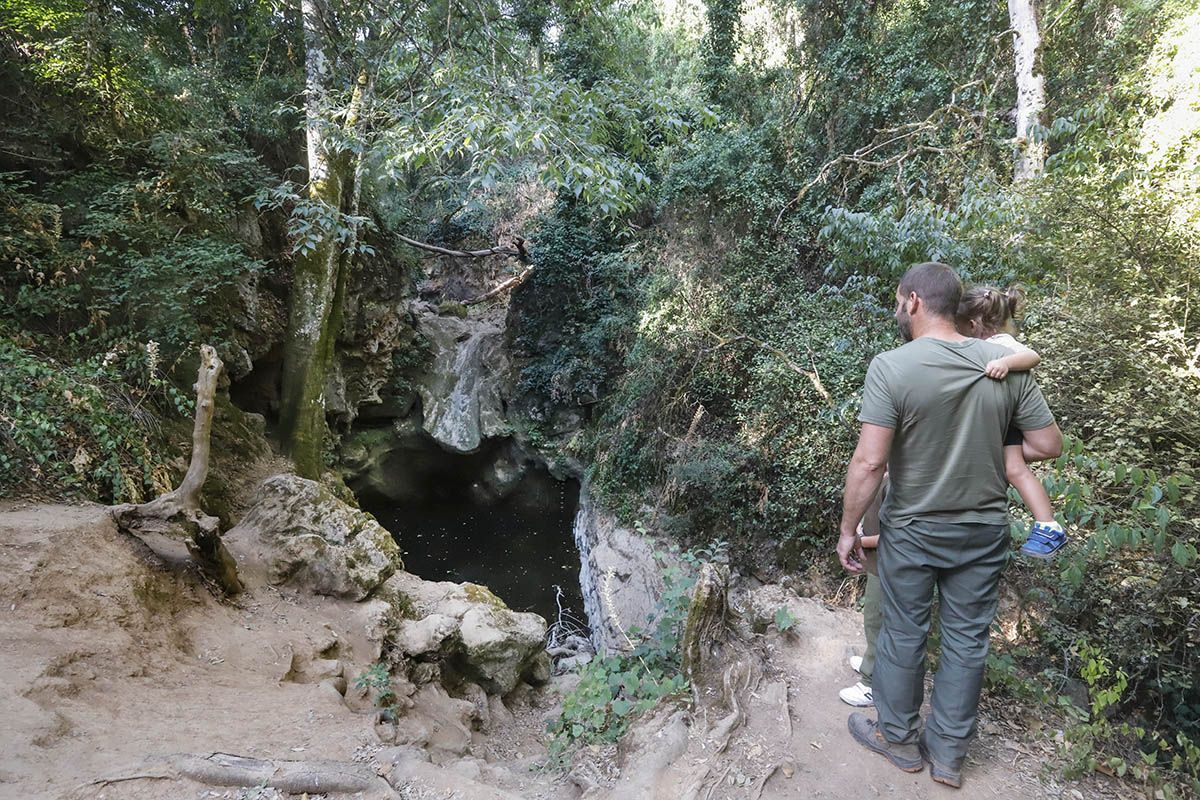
[856,472,886,550]
[985,348,1041,379]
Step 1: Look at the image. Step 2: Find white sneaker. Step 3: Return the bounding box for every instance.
[839,681,874,707]
[849,655,864,674]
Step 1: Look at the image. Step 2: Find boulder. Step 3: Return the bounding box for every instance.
[228,475,403,600]
[459,605,550,693]
[380,573,549,695]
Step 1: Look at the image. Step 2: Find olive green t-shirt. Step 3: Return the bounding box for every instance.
[858,336,1056,527]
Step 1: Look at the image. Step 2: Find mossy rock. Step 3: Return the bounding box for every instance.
[437,301,469,318]
[462,583,507,609]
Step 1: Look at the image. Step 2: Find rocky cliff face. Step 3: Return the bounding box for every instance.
[412,306,511,454]
[573,482,679,654]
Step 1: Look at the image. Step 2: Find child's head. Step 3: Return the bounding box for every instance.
[956,284,1025,338]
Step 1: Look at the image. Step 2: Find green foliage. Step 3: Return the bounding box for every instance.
[3,141,268,354]
[773,606,797,633]
[354,662,398,718]
[510,206,646,410]
[1057,641,1200,798]
[701,0,742,104]
[0,337,185,502]
[589,244,896,561]
[545,543,720,765]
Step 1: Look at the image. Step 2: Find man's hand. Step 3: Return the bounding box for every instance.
[984,359,1010,379]
[837,527,865,573]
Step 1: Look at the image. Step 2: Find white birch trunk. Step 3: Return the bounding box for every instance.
[1009,0,1046,180]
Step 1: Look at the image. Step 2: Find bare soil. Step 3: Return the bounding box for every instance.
[0,500,1124,800]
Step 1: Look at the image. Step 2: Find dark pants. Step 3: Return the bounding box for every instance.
[873,519,1009,770]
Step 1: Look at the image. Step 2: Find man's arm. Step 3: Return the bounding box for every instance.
[1022,422,1063,462]
[838,423,894,572]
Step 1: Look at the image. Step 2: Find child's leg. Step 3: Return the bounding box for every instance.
[861,572,882,684]
[1005,445,1054,521]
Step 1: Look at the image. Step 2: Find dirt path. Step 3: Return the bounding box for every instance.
[0,501,1109,800]
[752,594,1054,799]
[0,503,384,799]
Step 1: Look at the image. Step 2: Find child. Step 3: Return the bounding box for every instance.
[957,285,1066,558]
[840,476,886,707]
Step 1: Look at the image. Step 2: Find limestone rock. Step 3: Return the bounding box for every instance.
[380,573,549,696]
[415,309,510,453]
[459,606,549,694]
[228,475,402,600]
[574,484,679,653]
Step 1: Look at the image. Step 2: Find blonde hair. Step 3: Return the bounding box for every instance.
[956,284,1026,337]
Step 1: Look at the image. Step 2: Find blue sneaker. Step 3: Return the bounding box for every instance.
[1020,521,1066,559]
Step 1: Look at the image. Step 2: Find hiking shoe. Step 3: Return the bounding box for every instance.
[847,713,924,773]
[849,655,864,674]
[1019,521,1066,559]
[918,735,963,788]
[839,681,874,707]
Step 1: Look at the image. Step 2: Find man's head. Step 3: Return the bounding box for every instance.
[894,262,963,341]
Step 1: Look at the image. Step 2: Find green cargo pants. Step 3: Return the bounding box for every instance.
[873,519,1009,770]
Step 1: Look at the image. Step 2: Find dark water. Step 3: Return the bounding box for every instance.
[364,470,583,623]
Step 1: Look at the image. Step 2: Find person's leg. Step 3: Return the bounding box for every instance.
[874,523,937,745]
[1004,445,1053,521]
[860,572,882,684]
[924,523,1010,772]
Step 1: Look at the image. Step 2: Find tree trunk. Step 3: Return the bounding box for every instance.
[1009,0,1045,180]
[278,0,368,478]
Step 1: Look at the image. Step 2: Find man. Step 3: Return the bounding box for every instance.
[837,262,1062,788]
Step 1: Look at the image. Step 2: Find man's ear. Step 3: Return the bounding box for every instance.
[906,292,920,316]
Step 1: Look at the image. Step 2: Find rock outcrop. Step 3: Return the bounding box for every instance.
[229,474,549,698]
[379,572,550,695]
[414,309,510,453]
[227,475,403,600]
[573,483,679,653]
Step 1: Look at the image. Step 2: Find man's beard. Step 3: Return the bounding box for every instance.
[897,311,914,342]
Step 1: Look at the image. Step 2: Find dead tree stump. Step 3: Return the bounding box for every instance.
[111,345,243,595]
[681,561,730,685]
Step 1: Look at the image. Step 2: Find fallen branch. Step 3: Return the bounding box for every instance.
[82,752,387,795]
[397,232,529,261]
[111,345,242,595]
[464,265,535,305]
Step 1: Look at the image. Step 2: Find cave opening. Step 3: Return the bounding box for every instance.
[349,429,584,625]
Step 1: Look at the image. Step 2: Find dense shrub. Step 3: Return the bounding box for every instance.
[508,205,646,412]
[0,336,187,502]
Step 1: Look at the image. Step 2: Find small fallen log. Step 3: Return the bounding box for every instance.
[83,752,389,796]
[111,345,242,594]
